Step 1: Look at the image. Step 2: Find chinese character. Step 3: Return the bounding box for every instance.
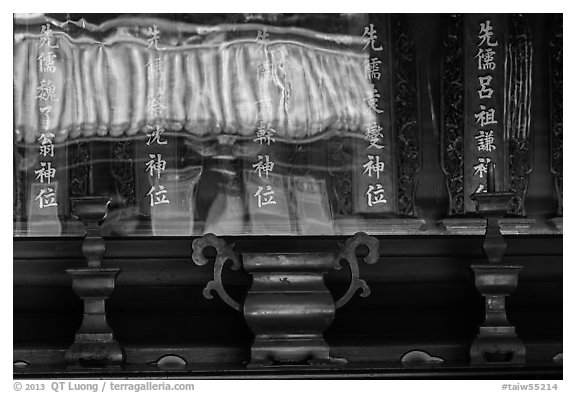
[39,24,59,49]
[365,57,382,80]
[146,125,168,145]
[475,130,496,152]
[475,48,496,70]
[35,161,56,184]
[37,131,54,145]
[147,94,166,117]
[36,80,58,102]
[253,155,275,179]
[145,154,167,179]
[146,184,170,206]
[473,157,492,178]
[256,62,272,80]
[146,25,160,49]
[34,187,58,209]
[39,106,53,130]
[253,124,277,145]
[473,183,487,194]
[362,24,383,52]
[256,30,269,44]
[478,20,498,47]
[362,155,385,179]
[365,84,383,114]
[256,99,272,119]
[37,52,56,73]
[474,105,497,127]
[477,75,494,99]
[146,56,164,78]
[254,185,277,208]
[364,122,384,149]
[366,184,387,207]
[39,143,54,158]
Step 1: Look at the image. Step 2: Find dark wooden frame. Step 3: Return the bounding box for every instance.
[14,234,562,378]
[440,14,534,217]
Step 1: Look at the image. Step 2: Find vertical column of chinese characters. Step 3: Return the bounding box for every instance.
[473,20,499,193]
[361,24,387,208]
[144,25,170,209]
[253,29,277,209]
[34,24,59,211]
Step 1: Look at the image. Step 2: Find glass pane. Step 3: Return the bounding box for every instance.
[14,13,396,236]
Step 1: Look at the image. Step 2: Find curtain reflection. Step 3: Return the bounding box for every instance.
[14,15,392,237]
[14,19,374,143]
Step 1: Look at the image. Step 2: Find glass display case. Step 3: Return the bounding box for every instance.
[13,13,413,237]
[13,13,562,379]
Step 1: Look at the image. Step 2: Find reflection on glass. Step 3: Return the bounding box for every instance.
[292,176,334,235]
[148,166,202,236]
[245,170,292,235]
[27,182,62,236]
[13,14,396,237]
[204,158,246,235]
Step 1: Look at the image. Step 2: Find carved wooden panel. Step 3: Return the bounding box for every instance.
[392,14,421,217]
[327,137,353,216]
[463,14,507,209]
[69,141,91,197]
[506,14,533,216]
[441,14,465,216]
[549,14,562,216]
[111,141,136,207]
[441,14,533,217]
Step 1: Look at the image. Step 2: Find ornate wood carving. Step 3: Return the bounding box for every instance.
[550,14,563,216]
[506,14,533,216]
[192,233,243,311]
[111,141,136,207]
[327,137,353,216]
[70,141,91,197]
[392,14,421,217]
[333,232,380,309]
[441,14,465,216]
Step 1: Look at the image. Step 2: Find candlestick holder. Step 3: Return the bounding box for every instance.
[469,177,526,364]
[192,232,379,367]
[469,264,525,364]
[65,196,125,369]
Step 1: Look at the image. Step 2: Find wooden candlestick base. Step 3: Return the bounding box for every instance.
[470,264,526,365]
[65,268,125,369]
